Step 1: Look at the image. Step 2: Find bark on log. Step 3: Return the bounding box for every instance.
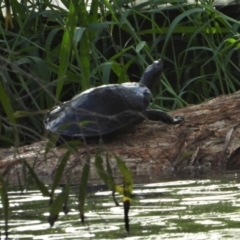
[1,90,240,185]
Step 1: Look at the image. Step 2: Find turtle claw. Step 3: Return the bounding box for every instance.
[173,116,184,124]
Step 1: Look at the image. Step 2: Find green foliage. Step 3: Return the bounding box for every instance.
[95,152,133,232]
[78,157,90,222]
[95,151,133,197]
[0,0,239,146]
[95,152,118,193]
[114,155,133,233]
[23,155,71,227]
[1,149,133,230]
[24,161,51,197]
[48,182,71,227]
[0,173,9,237]
[115,155,133,199]
[50,150,71,199]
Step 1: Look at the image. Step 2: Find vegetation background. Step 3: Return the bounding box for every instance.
[0,0,240,147]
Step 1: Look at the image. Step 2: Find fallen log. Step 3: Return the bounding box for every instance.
[1,90,240,185]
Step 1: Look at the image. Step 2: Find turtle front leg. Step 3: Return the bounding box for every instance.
[145,109,184,124]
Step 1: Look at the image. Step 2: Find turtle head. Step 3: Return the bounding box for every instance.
[139,59,163,92]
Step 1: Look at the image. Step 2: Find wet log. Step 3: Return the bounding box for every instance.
[1,90,240,185]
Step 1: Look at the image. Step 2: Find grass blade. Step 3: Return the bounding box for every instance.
[114,155,133,199]
[114,155,133,233]
[24,161,50,197]
[51,150,71,199]
[78,157,90,223]
[0,174,9,237]
[56,1,77,99]
[48,182,71,227]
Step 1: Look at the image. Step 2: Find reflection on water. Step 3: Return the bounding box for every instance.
[1,174,240,239]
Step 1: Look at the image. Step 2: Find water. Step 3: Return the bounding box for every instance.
[1,174,240,239]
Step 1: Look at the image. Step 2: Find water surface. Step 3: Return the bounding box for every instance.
[1,173,240,239]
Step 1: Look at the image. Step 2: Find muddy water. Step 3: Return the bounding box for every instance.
[1,174,240,239]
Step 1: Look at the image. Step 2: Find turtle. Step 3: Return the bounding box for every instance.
[44,59,184,140]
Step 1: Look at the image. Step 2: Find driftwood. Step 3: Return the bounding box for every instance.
[1,91,240,185]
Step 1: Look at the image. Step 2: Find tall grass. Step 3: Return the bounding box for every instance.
[0,0,239,146]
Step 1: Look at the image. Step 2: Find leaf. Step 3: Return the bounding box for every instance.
[106,156,115,190]
[102,63,112,84]
[95,151,124,196]
[0,81,15,124]
[94,151,109,185]
[56,0,78,99]
[78,157,90,223]
[124,200,130,233]
[136,41,146,53]
[162,8,204,51]
[62,181,71,215]
[24,161,50,197]
[78,0,90,90]
[73,27,85,44]
[106,155,119,206]
[114,155,133,200]
[4,0,14,30]
[0,174,9,234]
[14,110,47,118]
[226,38,236,44]
[114,155,133,233]
[48,182,70,227]
[89,0,99,33]
[44,133,59,159]
[51,150,71,198]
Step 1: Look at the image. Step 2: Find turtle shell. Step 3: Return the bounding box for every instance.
[44,82,151,137]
